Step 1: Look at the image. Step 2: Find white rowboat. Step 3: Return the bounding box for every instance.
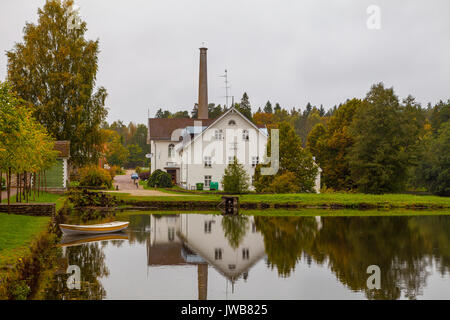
[59,221,129,235]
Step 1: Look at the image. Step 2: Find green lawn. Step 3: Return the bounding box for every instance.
[1,192,66,211]
[114,191,450,209]
[239,193,450,207]
[0,213,50,273]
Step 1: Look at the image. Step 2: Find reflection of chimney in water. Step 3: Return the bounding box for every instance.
[198,47,208,120]
[198,264,208,300]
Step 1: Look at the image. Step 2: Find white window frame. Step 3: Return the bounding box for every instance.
[215,248,222,260]
[204,175,212,187]
[215,129,223,140]
[252,156,259,167]
[242,129,249,141]
[204,156,212,168]
[168,144,175,158]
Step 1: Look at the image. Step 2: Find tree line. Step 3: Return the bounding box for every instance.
[2,0,448,196]
[0,82,58,207]
[101,121,149,169]
[156,85,449,195]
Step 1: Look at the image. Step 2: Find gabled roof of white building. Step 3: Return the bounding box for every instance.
[179,107,268,150]
[148,107,267,143]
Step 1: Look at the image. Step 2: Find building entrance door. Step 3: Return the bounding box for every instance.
[166,169,177,185]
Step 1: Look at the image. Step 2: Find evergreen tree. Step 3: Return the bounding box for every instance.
[274,103,282,113]
[319,105,325,116]
[155,108,164,118]
[208,103,224,118]
[236,92,252,120]
[221,157,250,194]
[263,101,273,113]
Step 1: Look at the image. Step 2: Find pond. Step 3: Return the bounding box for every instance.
[41,213,450,300]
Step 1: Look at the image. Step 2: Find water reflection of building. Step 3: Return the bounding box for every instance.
[146,214,265,299]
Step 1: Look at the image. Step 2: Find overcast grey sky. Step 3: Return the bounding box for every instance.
[1,0,449,124]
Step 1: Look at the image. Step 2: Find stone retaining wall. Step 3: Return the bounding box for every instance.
[0,203,55,216]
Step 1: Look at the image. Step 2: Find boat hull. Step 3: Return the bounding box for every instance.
[59,222,129,235]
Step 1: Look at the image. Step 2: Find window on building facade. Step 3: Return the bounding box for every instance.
[204,175,212,187]
[204,156,212,168]
[228,120,236,125]
[242,129,249,141]
[228,156,235,165]
[168,227,175,241]
[204,220,214,233]
[242,248,250,260]
[215,248,222,260]
[215,129,223,140]
[168,144,175,158]
[252,156,259,167]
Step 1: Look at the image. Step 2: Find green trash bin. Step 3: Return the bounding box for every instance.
[196,183,204,191]
[210,182,219,191]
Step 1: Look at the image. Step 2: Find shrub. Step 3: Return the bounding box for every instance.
[139,171,150,181]
[107,165,123,180]
[67,189,119,208]
[79,165,112,189]
[147,169,172,188]
[264,171,301,193]
[135,166,142,174]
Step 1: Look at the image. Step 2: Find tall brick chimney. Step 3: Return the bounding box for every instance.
[198,47,208,119]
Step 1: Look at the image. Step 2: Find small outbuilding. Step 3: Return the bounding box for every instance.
[45,141,70,191]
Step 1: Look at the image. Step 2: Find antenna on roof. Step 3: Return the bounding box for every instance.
[219,69,230,109]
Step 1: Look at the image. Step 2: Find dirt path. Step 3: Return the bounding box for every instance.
[108,172,188,197]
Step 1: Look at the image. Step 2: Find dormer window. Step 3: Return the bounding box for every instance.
[228,120,236,126]
[242,130,249,141]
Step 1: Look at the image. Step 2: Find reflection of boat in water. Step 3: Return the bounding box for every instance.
[59,221,129,235]
[59,233,129,247]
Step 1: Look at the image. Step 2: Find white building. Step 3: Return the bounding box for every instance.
[147,47,321,192]
[148,107,268,190]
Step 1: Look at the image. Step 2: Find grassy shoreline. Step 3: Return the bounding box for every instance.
[0,213,50,276]
[113,191,450,210]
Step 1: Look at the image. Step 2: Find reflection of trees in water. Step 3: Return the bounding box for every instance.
[255,216,319,277]
[43,243,109,300]
[221,215,249,249]
[255,215,450,299]
[126,214,152,245]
